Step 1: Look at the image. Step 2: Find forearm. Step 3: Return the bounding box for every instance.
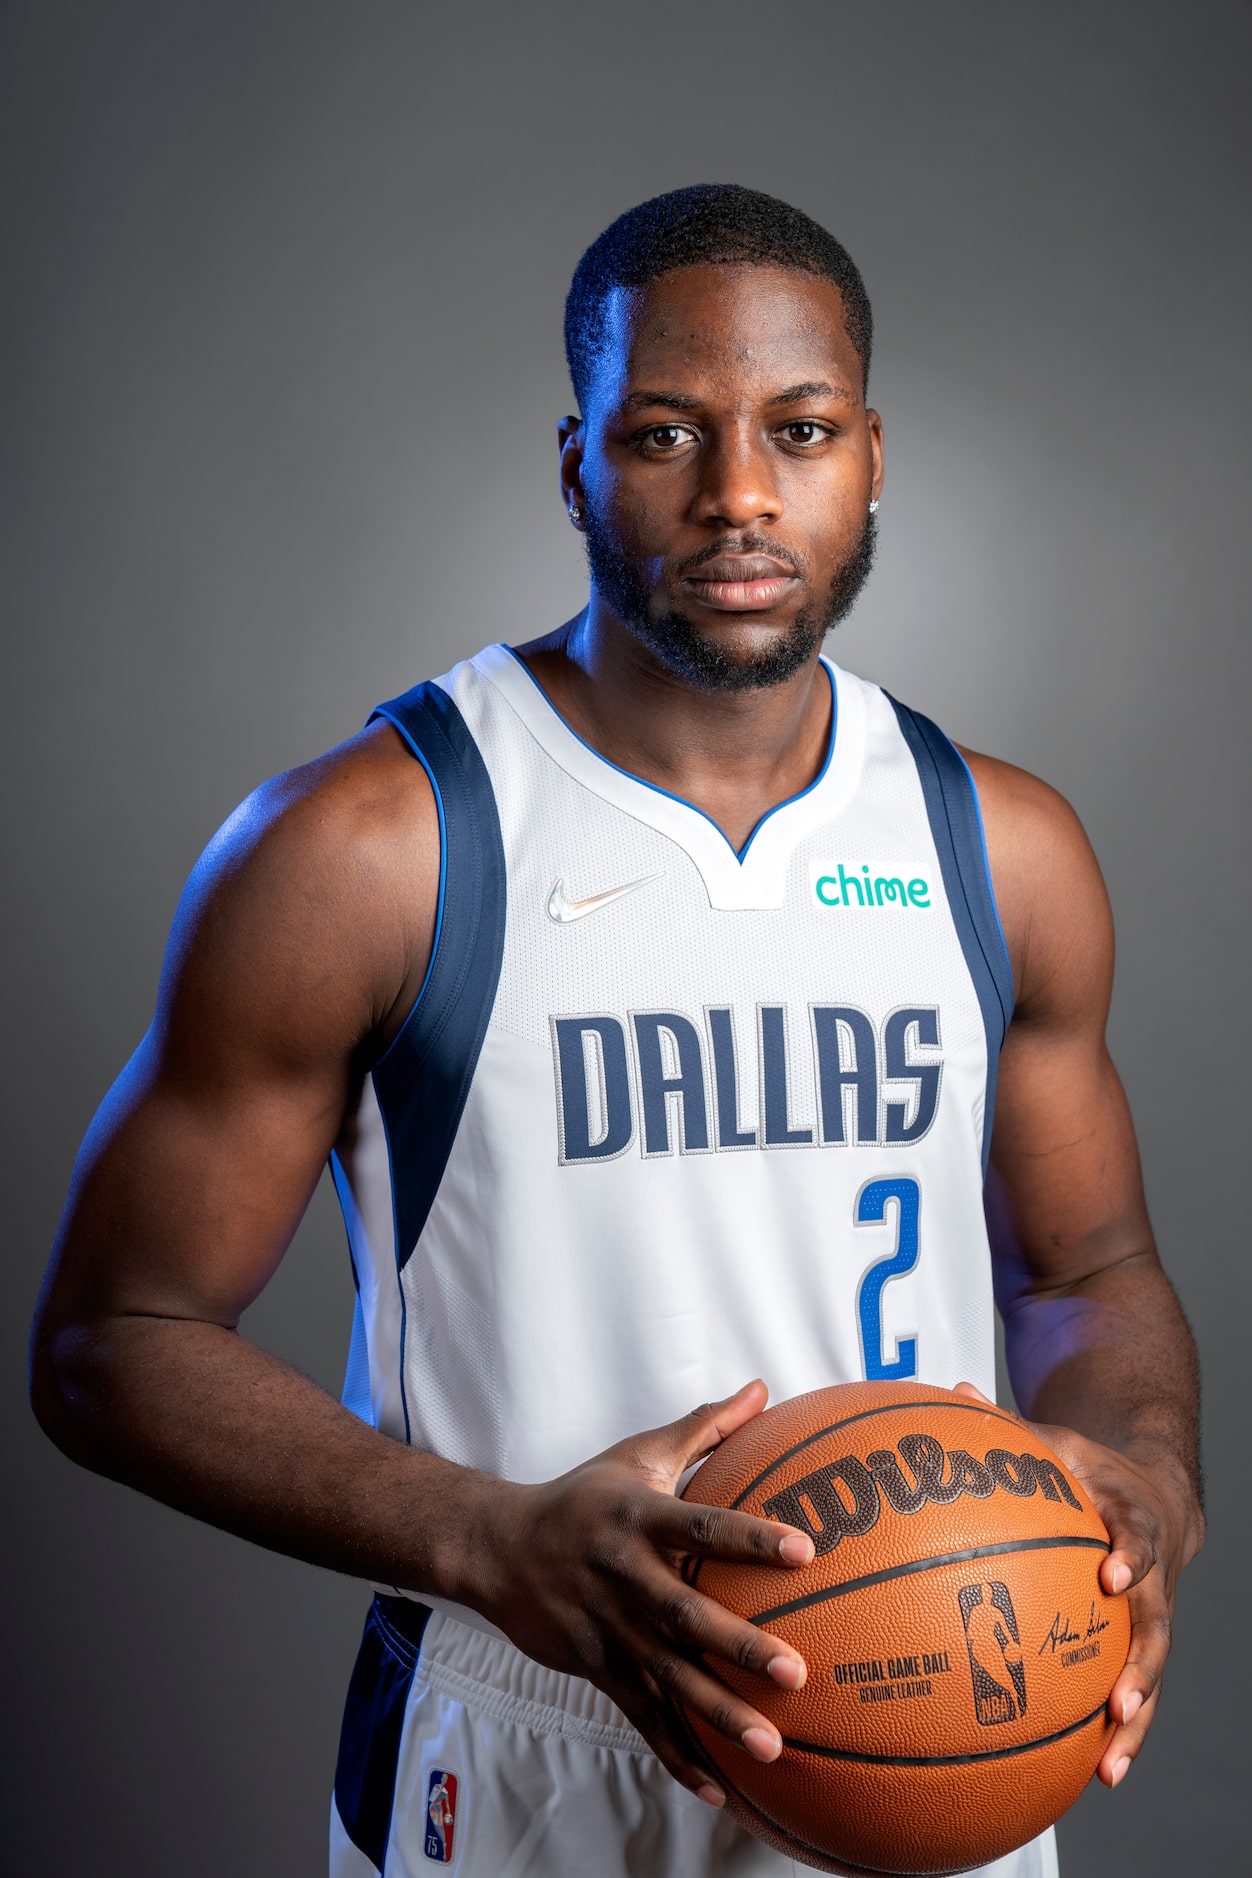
[1002,1251,1201,1498]
[32,1312,509,1606]
[33,1322,820,1798]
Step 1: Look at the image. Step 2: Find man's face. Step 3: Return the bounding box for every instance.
[563,264,883,691]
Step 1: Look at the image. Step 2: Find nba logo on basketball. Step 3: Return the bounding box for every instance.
[423,1769,458,1863]
[958,1581,1028,1726]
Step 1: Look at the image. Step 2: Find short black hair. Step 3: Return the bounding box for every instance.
[564,183,872,413]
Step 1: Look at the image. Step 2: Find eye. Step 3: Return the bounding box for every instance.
[634,423,699,454]
[777,420,831,447]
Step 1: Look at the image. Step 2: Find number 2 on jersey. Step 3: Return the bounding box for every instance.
[855,1176,919,1380]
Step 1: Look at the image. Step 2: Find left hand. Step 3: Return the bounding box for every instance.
[952,1382,1204,1788]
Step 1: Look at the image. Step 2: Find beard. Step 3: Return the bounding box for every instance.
[581,510,877,693]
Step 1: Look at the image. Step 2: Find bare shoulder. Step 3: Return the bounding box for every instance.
[201,717,436,902]
[958,747,1113,1023]
[163,718,439,1062]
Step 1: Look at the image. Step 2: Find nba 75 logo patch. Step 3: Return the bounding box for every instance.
[423,1769,458,1863]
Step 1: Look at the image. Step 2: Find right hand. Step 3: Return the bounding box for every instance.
[468,1380,815,1807]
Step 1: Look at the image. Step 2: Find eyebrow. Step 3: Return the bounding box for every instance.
[772,380,851,406]
[621,389,704,412]
[621,380,852,414]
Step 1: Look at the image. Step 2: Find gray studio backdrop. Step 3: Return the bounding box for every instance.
[4,3,1248,1872]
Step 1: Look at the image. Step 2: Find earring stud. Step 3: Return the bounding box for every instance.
[569,504,583,524]
[869,497,880,514]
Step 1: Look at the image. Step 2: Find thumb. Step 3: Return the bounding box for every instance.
[632,1380,770,1487]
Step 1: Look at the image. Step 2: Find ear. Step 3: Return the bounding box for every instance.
[558,415,587,522]
[866,407,885,506]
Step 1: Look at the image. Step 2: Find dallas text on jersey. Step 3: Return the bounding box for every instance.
[552,1005,942,1163]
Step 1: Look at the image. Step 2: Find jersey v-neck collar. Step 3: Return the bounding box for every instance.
[474,642,867,911]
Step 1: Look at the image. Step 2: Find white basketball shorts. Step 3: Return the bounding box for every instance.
[329,1596,1060,1878]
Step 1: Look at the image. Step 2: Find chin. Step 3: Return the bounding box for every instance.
[633,608,825,694]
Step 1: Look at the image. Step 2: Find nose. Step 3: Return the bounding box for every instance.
[691,427,782,531]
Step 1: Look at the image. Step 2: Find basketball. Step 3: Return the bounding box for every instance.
[680,1381,1130,1875]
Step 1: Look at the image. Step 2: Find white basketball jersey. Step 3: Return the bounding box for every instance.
[331,645,1014,1486]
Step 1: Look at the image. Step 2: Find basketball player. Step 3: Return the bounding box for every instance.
[30,187,1203,1877]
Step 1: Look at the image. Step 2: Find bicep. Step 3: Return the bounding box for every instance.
[974,754,1154,1301]
[990,1022,1153,1309]
[49,1021,349,1330]
[40,742,434,1336]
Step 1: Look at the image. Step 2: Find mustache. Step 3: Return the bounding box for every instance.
[669,534,809,579]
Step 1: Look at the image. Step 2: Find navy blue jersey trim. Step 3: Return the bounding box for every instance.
[889,699,1015,1169]
[368,683,507,1284]
[334,1598,430,1869]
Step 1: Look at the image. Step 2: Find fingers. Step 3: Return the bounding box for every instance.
[1051,1429,1164,1604]
[603,1631,787,1807]
[616,1596,796,1775]
[1099,1678,1161,1788]
[951,1379,997,1408]
[617,1688,728,1807]
[622,1384,815,1570]
[636,1551,808,1689]
[701,1378,771,1442]
[644,1645,786,1766]
[1096,1568,1171,1786]
[1017,1421,1168,1600]
[1095,1481,1160,1596]
[570,1562,803,1807]
[648,1492,814,1570]
[638,1374,773,1487]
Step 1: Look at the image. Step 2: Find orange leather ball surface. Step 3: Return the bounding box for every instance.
[680,1381,1130,1874]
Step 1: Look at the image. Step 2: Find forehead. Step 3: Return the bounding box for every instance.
[591,264,862,410]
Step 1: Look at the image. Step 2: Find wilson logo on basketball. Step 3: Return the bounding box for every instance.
[760,1434,1081,1556]
[959,1580,1028,1726]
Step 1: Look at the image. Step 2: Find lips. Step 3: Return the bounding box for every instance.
[682,554,800,613]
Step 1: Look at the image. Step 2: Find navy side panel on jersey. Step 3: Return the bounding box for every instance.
[368,683,507,1270]
[334,1597,431,1868]
[889,698,1015,1165]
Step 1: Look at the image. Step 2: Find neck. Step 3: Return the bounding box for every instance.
[515,599,834,852]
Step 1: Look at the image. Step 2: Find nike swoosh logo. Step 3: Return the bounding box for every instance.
[547,874,660,924]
